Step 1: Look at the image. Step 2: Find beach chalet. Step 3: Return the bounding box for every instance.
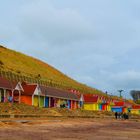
[111,102,123,112]
[111,101,132,113]
[0,77,23,103]
[69,89,84,108]
[20,83,79,109]
[20,82,45,107]
[99,96,108,111]
[44,87,79,109]
[83,94,99,111]
[131,105,140,115]
[100,97,114,111]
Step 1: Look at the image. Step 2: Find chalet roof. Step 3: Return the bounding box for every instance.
[21,83,37,96]
[114,101,132,108]
[0,77,24,91]
[132,105,140,109]
[83,94,98,103]
[114,101,124,106]
[0,77,13,90]
[46,87,79,101]
[39,85,47,96]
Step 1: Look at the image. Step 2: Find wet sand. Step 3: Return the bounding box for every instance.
[0,118,139,140]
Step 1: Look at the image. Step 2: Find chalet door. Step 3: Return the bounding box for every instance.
[0,89,4,102]
[33,95,39,107]
[99,104,102,110]
[40,96,44,107]
[68,100,71,109]
[50,97,55,107]
[45,97,49,108]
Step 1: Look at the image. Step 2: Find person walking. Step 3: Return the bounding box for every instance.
[118,112,121,119]
[115,112,118,119]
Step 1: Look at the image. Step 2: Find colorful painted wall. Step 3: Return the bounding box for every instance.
[33,95,39,107]
[84,103,99,111]
[39,96,45,107]
[20,96,32,106]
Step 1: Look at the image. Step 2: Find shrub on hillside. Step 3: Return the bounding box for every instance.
[0,60,4,66]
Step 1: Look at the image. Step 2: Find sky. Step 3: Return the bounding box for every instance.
[0,0,140,98]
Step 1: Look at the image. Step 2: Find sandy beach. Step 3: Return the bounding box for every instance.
[0,118,139,140]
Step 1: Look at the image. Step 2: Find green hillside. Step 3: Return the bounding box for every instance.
[0,45,104,95]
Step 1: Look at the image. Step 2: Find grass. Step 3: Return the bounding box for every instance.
[0,102,115,117]
[0,45,104,95]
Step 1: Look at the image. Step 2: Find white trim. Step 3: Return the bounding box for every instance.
[15,82,24,91]
[80,94,84,102]
[44,96,45,107]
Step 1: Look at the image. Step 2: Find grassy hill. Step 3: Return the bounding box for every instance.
[0,45,104,95]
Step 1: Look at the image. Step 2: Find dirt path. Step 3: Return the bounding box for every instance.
[0,118,139,140]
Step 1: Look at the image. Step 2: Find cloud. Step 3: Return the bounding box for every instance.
[19,0,94,45]
[109,71,140,90]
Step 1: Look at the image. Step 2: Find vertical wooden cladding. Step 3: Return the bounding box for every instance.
[102,104,107,111]
[21,96,32,106]
[45,97,49,107]
[83,94,99,111]
[33,95,39,107]
[71,100,77,109]
[50,97,55,107]
[68,100,71,109]
[131,109,140,115]
[39,96,45,107]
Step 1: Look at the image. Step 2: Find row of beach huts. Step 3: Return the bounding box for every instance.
[0,76,140,115]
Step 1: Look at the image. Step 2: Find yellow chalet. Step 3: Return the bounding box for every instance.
[83,94,99,111]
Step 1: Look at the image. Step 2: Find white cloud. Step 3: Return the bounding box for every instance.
[109,71,140,90]
[19,0,94,45]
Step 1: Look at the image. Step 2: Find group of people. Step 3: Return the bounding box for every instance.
[114,112,129,120]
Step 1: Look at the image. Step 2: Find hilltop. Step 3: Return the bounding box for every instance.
[0,45,104,95]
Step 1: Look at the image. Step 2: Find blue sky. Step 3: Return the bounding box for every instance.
[1,0,140,98]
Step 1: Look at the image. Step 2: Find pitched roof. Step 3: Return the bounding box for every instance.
[46,87,79,100]
[83,94,98,103]
[114,101,124,106]
[22,83,37,96]
[0,77,13,90]
[39,85,47,96]
[132,105,140,109]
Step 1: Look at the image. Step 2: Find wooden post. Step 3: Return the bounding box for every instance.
[12,90,14,103]
[44,96,45,107]
[4,89,6,102]
[49,97,51,107]
[38,95,40,107]
[19,90,21,104]
[32,95,34,106]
